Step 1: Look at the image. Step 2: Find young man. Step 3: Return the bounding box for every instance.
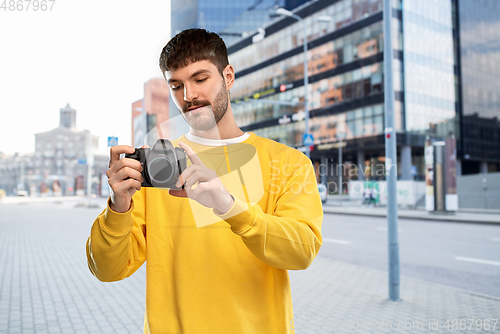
[86,28,323,334]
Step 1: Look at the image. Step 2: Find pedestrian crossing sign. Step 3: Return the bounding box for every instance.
[108,136,118,147]
[303,133,314,146]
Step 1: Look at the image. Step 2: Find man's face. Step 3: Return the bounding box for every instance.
[166,60,231,131]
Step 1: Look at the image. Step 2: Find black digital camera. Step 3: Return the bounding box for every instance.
[125,139,187,189]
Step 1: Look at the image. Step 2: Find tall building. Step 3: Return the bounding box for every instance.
[168,0,308,139]
[171,0,308,46]
[456,0,500,174]
[229,0,394,189]
[132,78,171,147]
[225,0,499,193]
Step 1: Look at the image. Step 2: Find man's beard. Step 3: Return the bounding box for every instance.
[182,81,229,131]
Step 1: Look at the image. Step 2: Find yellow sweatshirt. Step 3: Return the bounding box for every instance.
[86,132,323,333]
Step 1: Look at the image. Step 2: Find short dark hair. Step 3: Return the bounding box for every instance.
[159,28,229,77]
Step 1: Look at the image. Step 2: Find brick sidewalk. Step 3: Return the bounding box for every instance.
[1,203,499,333]
[0,205,146,334]
[289,256,500,333]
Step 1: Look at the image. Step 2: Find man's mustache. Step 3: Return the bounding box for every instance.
[183,100,211,113]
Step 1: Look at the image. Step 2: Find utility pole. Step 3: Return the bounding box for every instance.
[337,132,346,204]
[338,136,342,200]
[383,0,400,301]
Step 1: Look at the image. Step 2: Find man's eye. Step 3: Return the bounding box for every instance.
[171,86,181,91]
[196,78,207,83]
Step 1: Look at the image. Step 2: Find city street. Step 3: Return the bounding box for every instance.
[320,212,500,298]
[1,0,500,332]
[1,201,500,333]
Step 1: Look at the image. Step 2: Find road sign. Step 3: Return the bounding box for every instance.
[303,133,314,146]
[108,136,118,147]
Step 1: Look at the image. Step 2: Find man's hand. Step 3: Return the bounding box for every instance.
[106,145,145,213]
[169,141,234,214]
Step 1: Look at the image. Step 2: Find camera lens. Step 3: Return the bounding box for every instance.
[148,157,174,184]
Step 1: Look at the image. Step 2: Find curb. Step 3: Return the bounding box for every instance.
[322,207,500,225]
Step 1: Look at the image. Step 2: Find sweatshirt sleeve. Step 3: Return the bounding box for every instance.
[214,162,323,270]
[86,189,147,282]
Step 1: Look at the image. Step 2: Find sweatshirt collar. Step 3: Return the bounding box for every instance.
[184,132,251,146]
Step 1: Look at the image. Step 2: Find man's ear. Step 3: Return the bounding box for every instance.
[223,65,235,90]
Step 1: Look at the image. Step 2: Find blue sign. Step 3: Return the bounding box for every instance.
[410,165,417,176]
[77,159,86,165]
[303,133,314,146]
[108,136,118,147]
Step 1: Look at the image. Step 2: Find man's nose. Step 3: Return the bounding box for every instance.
[183,84,198,102]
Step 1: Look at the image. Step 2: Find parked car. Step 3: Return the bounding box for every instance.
[16,190,28,197]
[318,183,328,204]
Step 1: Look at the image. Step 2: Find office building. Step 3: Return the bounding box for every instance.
[168,0,308,139]
[171,0,309,45]
[456,0,500,174]
[226,0,499,194]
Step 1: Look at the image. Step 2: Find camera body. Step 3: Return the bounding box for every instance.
[125,139,187,189]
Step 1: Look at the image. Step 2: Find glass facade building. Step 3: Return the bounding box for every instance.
[170,0,306,46]
[230,19,385,140]
[229,0,400,185]
[402,0,458,136]
[166,0,499,183]
[171,0,249,37]
[169,0,306,139]
[227,0,500,186]
[457,0,500,173]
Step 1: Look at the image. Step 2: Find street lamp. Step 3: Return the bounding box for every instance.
[252,28,266,43]
[275,8,331,158]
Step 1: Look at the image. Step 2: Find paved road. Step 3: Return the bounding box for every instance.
[320,212,500,298]
[0,203,146,334]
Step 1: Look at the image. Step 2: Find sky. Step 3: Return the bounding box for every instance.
[0,0,171,156]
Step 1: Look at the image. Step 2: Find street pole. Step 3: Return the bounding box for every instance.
[383,0,400,301]
[338,137,342,204]
[302,18,310,159]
